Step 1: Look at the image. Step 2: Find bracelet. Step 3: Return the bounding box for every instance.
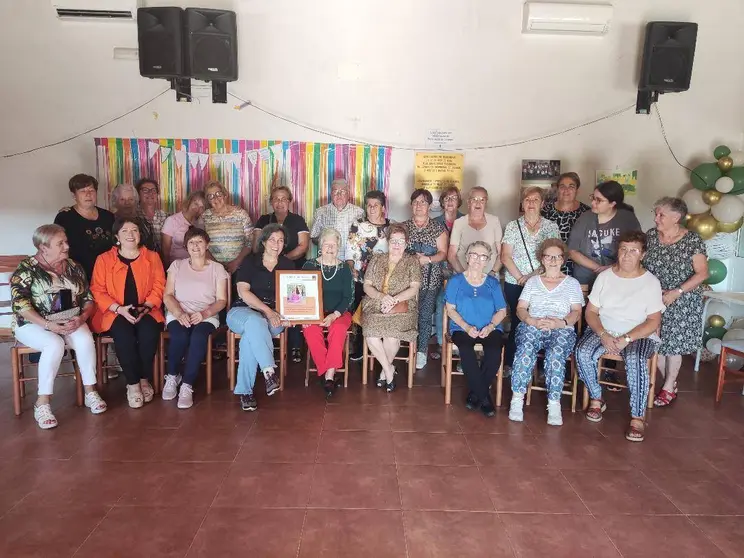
[113,304,120,314]
[44,321,50,330]
[562,318,568,327]
[427,256,432,264]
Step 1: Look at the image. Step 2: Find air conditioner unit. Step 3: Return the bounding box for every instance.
[52,0,141,21]
[523,2,613,36]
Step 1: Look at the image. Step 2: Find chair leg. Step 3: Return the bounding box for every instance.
[95,338,104,388]
[444,343,452,405]
[72,358,84,407]
[344,333,349,388]
[407,341,415,389]
[305,351,311,387]
[496,347,504,407]
[159,334,166,394]
[570,358,578,413]
[646,354,657,409]
[279,331,287,391]
[362,337,368,385]
[716,346,728,403]
[11,348,22,416]
[228,334,236,391]
[206,336,213,395]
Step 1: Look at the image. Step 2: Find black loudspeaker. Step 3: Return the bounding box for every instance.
[185,8,238,82]
[639,22,698,93]
[137,7,185,79]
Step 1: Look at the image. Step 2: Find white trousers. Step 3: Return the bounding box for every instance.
[14,323,97,395]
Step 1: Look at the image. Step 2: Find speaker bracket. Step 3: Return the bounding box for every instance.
[212,81,227,104]
[171,78,192,103]
[635,89,659,115]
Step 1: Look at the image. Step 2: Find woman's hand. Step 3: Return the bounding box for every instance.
[662,290,681,307]
[614,337,630,352]
[189,311,205,325]
[466,324,479,338]
[134,305,152,324]
[594,265,611,274]
[265,309,283,329]
[176,312,192,328]
[116,305,137,324]
[59,315,85,334]
[600,333,620,354]
[46,321,70,335]
[380,295,397,314]
[417,254,431,266]
[477,323,495,338]
[322,311,340,327]
[225,258,241,275]
[517,274,530,286]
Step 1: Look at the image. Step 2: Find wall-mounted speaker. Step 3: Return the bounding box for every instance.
[185,8,238,82]
[137,7,185,79]
[638,22,698,93]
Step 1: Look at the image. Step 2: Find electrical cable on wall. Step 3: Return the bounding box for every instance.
[0,88,171,159]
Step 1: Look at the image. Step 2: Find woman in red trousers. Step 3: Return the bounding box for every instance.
[302,227,354,396]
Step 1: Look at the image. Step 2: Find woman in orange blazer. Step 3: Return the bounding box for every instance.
[91,216,165,408]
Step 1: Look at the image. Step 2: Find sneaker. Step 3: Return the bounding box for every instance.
[415,351,427,370]
[509,394,525,422]
[481,397,496,418]
[162,374,181,401]
[291,348,302,363]
[177,384,194,409]
[324,379,335,397]
[240,394,257,412]
[263,368,280,396]
[385,379,397,393]
[547,400,563,426]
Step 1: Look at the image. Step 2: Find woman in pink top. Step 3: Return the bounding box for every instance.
[161,191,207,266]
[162,227,228,408]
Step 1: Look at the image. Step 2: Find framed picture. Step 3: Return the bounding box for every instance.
[276,270,324,324]
[521,159,561,182]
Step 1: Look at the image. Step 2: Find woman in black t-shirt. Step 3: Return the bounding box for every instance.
[54,174,115,280]
[226,223,294,412]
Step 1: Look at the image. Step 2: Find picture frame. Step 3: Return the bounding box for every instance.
[275,270,325,324]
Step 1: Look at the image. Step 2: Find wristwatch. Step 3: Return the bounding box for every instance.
[623,334,632,344]
[677,287,684,295]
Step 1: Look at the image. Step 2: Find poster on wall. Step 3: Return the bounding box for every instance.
[520,159,561,209]
[596,169,637,196]
[414,152,464,210]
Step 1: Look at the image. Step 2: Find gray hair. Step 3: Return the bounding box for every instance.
[32,224,66,249]
[465,240,493,260]
[654,196,687,219]
[331,178,348,189]
[110,183,139,208]
[468,186,489,200]
[318,227,342,247]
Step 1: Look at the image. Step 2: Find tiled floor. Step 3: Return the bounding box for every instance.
[0,344,743,557]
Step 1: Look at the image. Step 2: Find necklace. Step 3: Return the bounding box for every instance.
[320,260,339,281]
[37,254,65,275]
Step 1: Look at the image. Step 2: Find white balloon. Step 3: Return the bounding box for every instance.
[730,151,744,167]
[725,353,744,371]
[723,329,744,342]
[682,189,710,215]
[707,338,722,355]
[711,195,744,223]
[716,176,735,193]
[707,301,734,326]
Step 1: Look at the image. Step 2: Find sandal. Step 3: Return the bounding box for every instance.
[140,381,154,403]
[429,349,441,360]
[625,418,646,442]
[585,400,607,423]
[127,385,144,409]
[33,403,58,430]
[84,391,108,414]
[653,389,677,407]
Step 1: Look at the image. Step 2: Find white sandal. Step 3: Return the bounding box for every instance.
[84,391,108,414]
[140,381,154,403]
[33,403,58,430]
[127,385,144,409]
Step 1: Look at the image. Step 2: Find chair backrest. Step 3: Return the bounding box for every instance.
[0,255,26,338]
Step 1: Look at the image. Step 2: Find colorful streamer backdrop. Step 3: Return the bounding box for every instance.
[94,138,392,225]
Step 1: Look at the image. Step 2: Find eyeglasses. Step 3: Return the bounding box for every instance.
[332,189,348,196]
[590,196,607,203]
[467,253,489,262]
[139,187,157,195]
[272,197,290,203]
[206,192,224,201]
[443,195,459,202]
[618,247,642,255]
[389,238,406,246]
[542,254,564,262]
[558,184,577,190]
[469,197,487,203]
[411,199,429,206]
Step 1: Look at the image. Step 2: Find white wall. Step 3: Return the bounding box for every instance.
[1,0,743,255]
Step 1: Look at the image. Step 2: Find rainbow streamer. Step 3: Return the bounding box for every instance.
[94,138,392,225]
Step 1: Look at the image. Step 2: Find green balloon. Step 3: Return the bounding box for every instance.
[691,163,722,190]
[706,259,728,285]
[703,326,727,344]
[726,167,744,195]
[714,145,732,159]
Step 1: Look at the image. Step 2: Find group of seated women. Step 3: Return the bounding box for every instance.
[9,171,708,443]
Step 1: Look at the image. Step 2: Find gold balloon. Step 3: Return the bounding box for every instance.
[692,213,718,240]
[702,189,723,205]
[718,156,734,172]
[717,217,744,233]
[683,213,693,227]
[686,212,706,230]
[708,315,726,328]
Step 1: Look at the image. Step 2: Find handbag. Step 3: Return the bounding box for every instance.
[516,219,536,272]
[388,300,409,314]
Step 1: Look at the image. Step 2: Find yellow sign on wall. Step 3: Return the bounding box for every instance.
[414,152,464,199]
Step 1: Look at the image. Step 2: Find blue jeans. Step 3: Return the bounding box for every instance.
[166,321,216,386]
[510,323,576,400]
[226,307,284,395]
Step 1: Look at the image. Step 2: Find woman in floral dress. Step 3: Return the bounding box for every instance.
[643,197,709,407]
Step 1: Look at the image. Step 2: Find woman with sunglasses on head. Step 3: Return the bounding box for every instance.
[202,180,254,274]
[508,239,584,427]
[541,172,589,275]
[444,241,507,417]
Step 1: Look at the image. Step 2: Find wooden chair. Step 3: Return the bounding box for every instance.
[95,335,161,395]
[156,277,231,394]
[582,352,658,410]
[227,329,287,391]
[361,337,416,388]
[305,329,351,387]
[440,311,505,406]
[525,313,584,413]
[716,340,744,402]
[1,255,83,416]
